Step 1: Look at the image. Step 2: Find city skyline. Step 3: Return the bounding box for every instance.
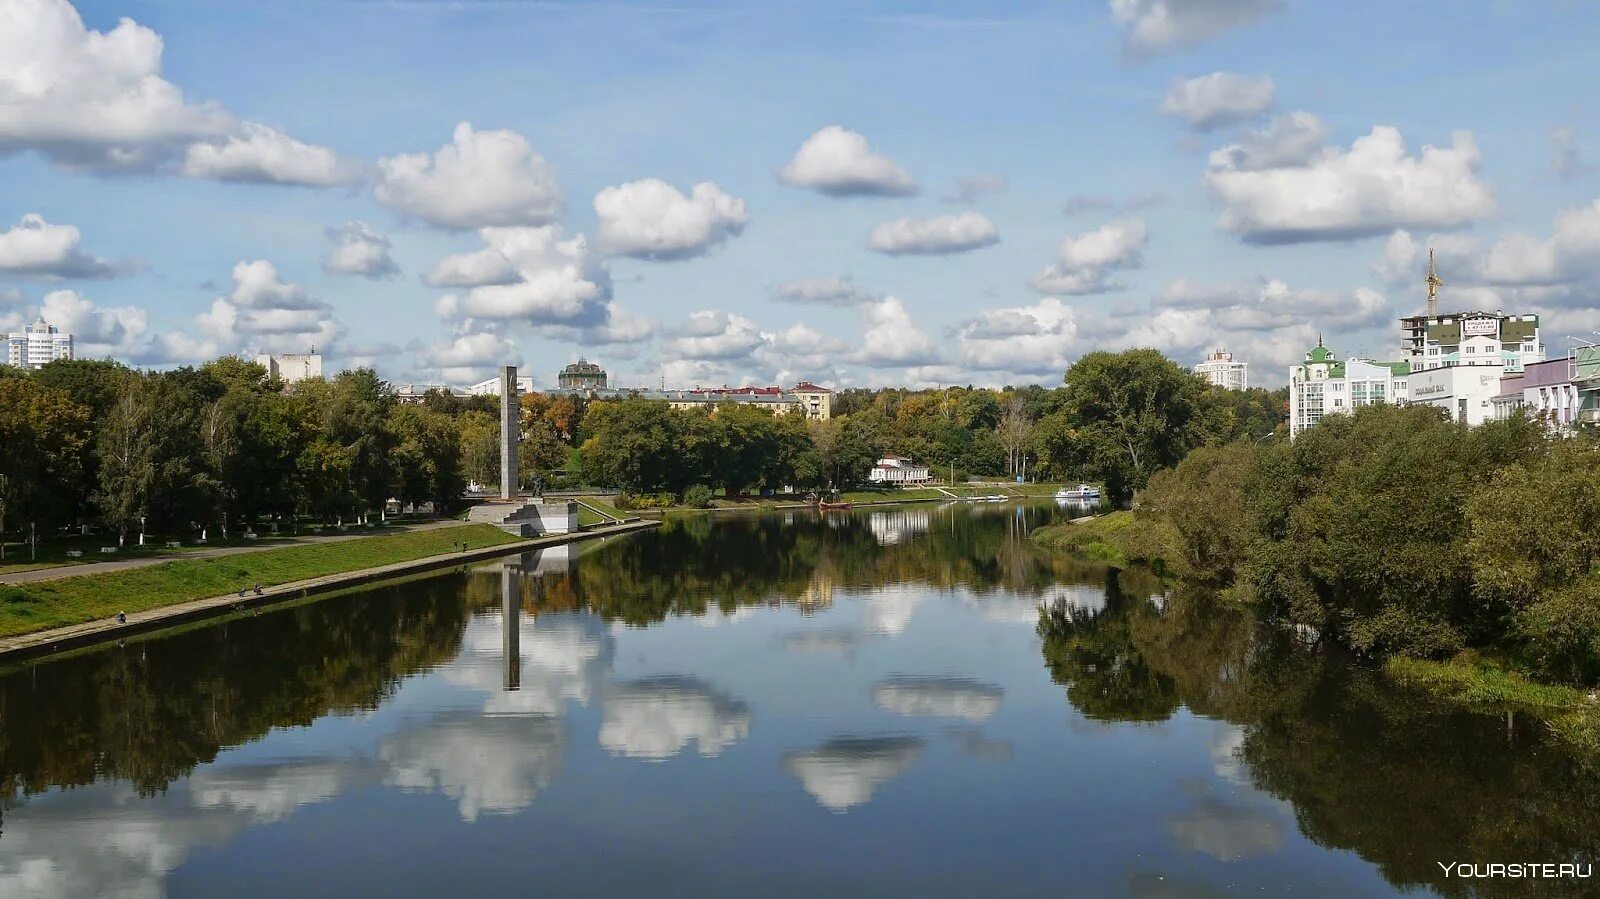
[2,0,1598,389]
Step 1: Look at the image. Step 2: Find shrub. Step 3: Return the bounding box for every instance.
[682,485,715,509]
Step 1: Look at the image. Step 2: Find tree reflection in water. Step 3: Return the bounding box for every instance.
[1038,575,1600,897]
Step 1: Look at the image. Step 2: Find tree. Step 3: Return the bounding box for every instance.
[0,379,92,549]
[998,396,1034,477]
[391,405,465,511]
[579,399,694,495]
[458,410,499,489]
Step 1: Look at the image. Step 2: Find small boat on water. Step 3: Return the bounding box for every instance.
[1054,484,1101,500]
[817,500,853,511]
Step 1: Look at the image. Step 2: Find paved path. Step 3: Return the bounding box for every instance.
[0,519,469,586]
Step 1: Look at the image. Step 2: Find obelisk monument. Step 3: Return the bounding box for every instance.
[500,365,519,500]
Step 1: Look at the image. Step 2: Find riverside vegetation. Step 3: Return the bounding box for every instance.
[1032,399,1600,738]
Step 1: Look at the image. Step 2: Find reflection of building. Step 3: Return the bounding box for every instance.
[869,457,932,485]
[6,318,73,369]
[867,509,931,546]
[1289,341,1410,439]
[558,358,607,390]
[255,352,322,384]
[1194,350,1248,390]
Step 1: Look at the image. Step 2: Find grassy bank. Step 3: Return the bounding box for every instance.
[0,524,520,639]
[614,483,1072,516]
[1385,654,1600,756]
[1029,509,1177,571]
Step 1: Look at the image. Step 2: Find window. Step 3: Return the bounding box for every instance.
[1466,346,1476,354]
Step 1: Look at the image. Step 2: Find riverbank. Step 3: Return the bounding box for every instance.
[611,483,1074,517]
[0,520,659,661]
[1386,654,1600,757]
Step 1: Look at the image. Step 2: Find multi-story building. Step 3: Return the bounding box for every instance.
[1491,353,1594,433]
[393,383,466,404]
[540,381,833,421]
[1194,350,1248,390]
[1399,310,1544,373]
[466,375,535,397]
[1288,342,1410,439]
[256,352,323,385]
[1407,363,1505,427]
[1578,346,1600,428]
[5,318,73,369]
[558,358,607,390]
[869,457,932,485]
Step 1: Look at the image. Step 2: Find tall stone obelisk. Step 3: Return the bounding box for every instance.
[500,365,519,500]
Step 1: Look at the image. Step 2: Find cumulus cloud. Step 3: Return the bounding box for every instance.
[0,0,349,183]
[871,677,1003,723]
[593,178,748,260]
[1154,277,1391,332]
[867,211,999,256]
[1167,791,1286,862]
[1111,0,1282,55]
[1160,72,1274,130]
[145,260,341,363]
[781,736,923,812]
[1207,125,1496,244]
[941,174,1009,203]
[1207,111,1326,171]
[957,297,1082,375]
[1029,217,1147,295]
[376,122,563,229]
[598,677,753,760]
[39,289,149,356]
[430,225,612,327]
[1552,127,1592,180]
[322,221,399,279]
[0,214,117,278]
[660,309,769,362]
[180,122,362,187]
[856,297,941,367]
[771,275,876,306]
[420,330,521,383]
[777,126,917,197]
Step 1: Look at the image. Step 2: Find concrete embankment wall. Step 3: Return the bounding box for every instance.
[0,519,659,666]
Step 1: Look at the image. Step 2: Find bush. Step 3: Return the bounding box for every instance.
[612,491,674,510]
[682,485,714,509]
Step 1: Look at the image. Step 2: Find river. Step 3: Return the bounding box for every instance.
[1,501,1595,897]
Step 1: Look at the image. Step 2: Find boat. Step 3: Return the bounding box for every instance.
[1054,484,1101,500]
[817,500,853,511]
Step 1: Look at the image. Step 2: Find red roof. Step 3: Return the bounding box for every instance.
[792,381,831,393]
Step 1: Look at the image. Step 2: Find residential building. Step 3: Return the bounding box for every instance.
[1578,346,1600,427]
[1288,341,1410,439]
[1398,310,1544,373]
[394,383,465,404]
[869,457,932,485]
[467,375,535,397]
[256,352,323,385]
[538,381,833,421]
[5,318,73,369]
[1194,350,1248,390]
[558,358,608,390]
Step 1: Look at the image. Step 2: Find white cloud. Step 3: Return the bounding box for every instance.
[597,677,753,760]
[322,221,399,279]
[1374,229,1422,286]
[871,677,1003,723]
[661,310,768,361]
[1207,111,1326,171]
[1154,277,1391,332]
[867,211,999,256]
[421,330,521,383]
[0,213,115,278]
[771,275,876,306]
[941,174,1009,203]
[1168,792,1286,862]
[856,296,941,367]
[957,297,1082,375]
[594,178,748,260]
[1110,0,1282,55]
[777,126,917,197]
[39,289,148,355]
[1029,217,1147,295]
[180,123,362,187]
[781,737,923,812]
[1207,125,1496,244]
[431,225,612,327]
[145,260,341,363]
[0,0,348,182]
[375,122,563,229]
[1160,72,1274,130]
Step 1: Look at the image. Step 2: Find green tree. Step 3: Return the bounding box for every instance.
[0,379,92,548]
[391,404,465,511]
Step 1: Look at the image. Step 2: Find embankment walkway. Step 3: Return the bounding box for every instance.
[0,519,659,665]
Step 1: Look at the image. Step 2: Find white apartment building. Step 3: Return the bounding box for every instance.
[1288,343,1411,439]
[868,457,932,485]
[467,375,535,396]
[1194,350,1248,391]
[256,352,323,385]
[5,319,73,369]
[1399,310,1544,373]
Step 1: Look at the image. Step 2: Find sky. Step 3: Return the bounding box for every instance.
[2,0,1598,390]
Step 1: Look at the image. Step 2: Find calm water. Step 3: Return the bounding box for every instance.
[2,502,1597,897]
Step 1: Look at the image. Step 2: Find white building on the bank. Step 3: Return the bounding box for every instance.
[869,457,932,485]
[5,318,73,369]
[1194,350,1248,391]
[1406,363,1505,427]
[255,352,322,385]
[467,375,535,397]
[1288,341,1411,439]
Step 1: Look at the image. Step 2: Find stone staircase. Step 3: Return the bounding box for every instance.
[467,499,578,537]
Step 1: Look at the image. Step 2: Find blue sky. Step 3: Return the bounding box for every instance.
[2,0,1598,388]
